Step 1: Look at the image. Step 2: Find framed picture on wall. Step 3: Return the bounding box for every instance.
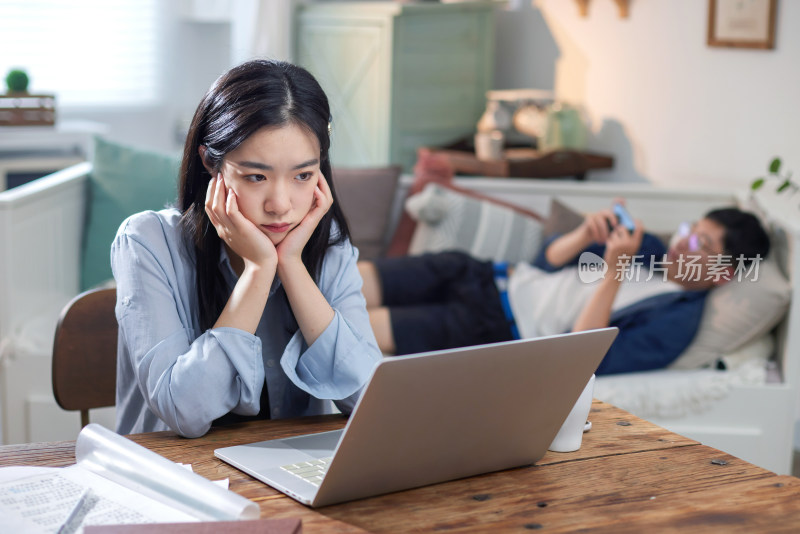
[707,0,777,49]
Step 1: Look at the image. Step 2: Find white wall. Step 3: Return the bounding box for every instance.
[53,0,800,187]
[495,0,800,188]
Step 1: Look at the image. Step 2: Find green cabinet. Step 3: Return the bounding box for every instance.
[295,1,495,170]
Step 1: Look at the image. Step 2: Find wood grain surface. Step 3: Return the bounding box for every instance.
[2,401,797,532]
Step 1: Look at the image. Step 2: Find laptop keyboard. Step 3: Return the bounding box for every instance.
[280,457,332,486]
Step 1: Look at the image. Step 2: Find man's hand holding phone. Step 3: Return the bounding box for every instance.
[604,202,644,271]
[546,200,643,269]
[612,203,636,235]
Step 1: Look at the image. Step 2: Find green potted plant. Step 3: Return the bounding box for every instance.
[5,68,30,94]
[6,69,30,93]
[752,157,796,194]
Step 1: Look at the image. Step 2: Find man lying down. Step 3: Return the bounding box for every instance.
[358,202,771,375]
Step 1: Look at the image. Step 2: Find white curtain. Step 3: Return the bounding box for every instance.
[230,0,294,64]
[0,0,160,106]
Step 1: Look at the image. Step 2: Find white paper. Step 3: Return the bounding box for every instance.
[0,507,48,534]
[0,424,258,533]
[0,465,58,484]
[0,468,197,534]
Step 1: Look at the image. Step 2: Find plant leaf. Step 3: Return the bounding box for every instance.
[751,178,765,190]
[769,157,782,173]
[777,179,791,193]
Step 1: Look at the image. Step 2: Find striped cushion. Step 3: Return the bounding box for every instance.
[405,183,544,263]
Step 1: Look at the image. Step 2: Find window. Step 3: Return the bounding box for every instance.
[0,0,160,107]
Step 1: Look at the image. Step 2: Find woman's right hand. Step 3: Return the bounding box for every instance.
[205,174,278,272]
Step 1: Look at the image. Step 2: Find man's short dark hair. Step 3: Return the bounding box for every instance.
[705,207,770,265]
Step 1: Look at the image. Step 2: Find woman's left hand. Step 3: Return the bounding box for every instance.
[276,171,333,265]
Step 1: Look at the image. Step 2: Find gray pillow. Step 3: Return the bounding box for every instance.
[404,183,544,264]
[543,198,585,238]
[670,258,790,369]
[333,166,401,261]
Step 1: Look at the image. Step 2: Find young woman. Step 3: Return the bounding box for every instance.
[112,60,382,437]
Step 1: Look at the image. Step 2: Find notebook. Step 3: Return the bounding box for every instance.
[214,328,618,507]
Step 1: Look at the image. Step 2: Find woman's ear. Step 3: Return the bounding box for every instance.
[198,145,214,174]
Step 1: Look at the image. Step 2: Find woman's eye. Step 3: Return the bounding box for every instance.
[244,174,266,183]
[296,172,314,182]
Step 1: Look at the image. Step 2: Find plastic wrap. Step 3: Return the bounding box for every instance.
[75,424,259,521]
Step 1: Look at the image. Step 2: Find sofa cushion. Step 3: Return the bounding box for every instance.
[543,198,586,238]
[669,257,790,369]
[405,183,545,264]
[82,137,180,289]
[385,148,454,257]
[333,166,401,261]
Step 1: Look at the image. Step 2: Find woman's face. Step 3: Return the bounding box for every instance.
[217,123,321,245]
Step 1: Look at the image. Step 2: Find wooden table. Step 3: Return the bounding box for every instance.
[3,401,800,532]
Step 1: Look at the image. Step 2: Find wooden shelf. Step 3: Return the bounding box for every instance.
[0,93,56,127]
[426,142,614,181]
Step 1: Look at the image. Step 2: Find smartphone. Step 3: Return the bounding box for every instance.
[613,203,636,234]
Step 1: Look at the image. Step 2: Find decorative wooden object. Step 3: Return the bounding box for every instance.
[0,93,56,126]
[613,0,630,17]
[575,0,630,18]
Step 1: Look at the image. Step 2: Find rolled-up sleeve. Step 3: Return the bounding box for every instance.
[112,213,266,437]
[279,241,382,413]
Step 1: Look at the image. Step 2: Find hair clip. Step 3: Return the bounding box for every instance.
[327,121,332,136]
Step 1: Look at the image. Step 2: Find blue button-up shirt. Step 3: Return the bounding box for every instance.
[111,209,382,437]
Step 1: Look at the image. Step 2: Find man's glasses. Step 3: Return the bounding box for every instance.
[676,222,715,255]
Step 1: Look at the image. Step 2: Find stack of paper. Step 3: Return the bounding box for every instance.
[0,424,261,533]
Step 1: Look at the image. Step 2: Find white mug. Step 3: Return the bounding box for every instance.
[474,130,504,161]
[548,374,595,453]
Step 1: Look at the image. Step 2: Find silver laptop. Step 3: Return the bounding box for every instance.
[214,328,618,507]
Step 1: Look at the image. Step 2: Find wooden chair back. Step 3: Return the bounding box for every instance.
[52,288,118,428]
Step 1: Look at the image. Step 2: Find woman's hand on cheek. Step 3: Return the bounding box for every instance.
[276,171,333,265]
[205,174,277,271]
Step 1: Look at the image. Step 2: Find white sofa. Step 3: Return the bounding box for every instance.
[1,164,798,476]
[0,163,116,444]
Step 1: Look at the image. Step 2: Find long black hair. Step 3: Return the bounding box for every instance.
[179,59,351,331]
